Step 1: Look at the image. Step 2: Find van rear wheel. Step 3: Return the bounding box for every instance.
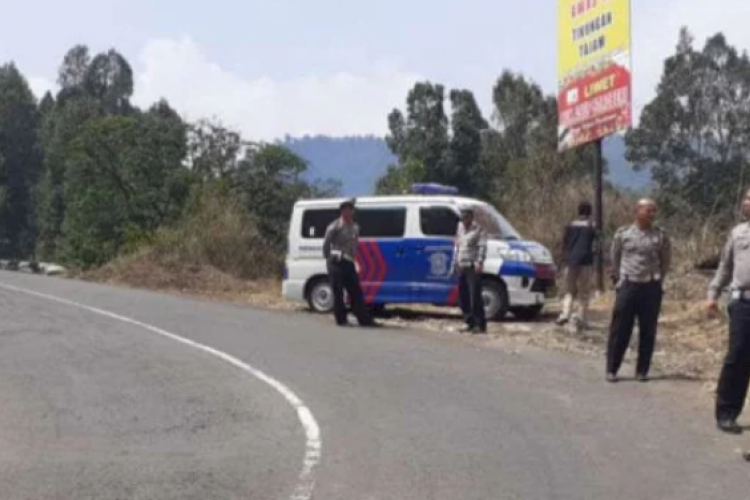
[482,280,509,321]
[307,278,334,314]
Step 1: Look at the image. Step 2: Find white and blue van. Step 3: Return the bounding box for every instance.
[282,184,557,321]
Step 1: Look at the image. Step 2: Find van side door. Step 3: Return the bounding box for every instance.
[355,204,411,305]
[409,204,460,305]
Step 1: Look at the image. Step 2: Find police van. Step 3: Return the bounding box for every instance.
[282,184,557,321]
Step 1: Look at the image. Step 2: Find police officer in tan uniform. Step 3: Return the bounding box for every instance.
[452,207,488,334]
[606,199,671,383]
[707,188,750,434]
[323,199,376,328]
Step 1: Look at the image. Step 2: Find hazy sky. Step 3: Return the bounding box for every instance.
[2,0,749,140]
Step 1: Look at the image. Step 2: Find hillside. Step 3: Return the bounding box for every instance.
[603,135,652,191]
[281,135,396,196]
[283,134,652,196]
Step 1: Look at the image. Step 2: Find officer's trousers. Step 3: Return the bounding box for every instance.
[329,260,371,326]
[606,280,663,376]
[459,267,486,331]
[716,299,750,422]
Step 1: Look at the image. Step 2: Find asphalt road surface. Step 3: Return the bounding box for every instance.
[0,271,747,500]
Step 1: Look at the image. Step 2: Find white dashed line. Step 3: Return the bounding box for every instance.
[0,282,322,500]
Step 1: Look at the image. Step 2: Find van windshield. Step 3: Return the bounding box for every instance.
[465,203,522,241]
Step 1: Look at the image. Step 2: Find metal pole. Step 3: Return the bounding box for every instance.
[594,138,605,292]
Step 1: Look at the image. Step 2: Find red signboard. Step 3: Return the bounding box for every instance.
[557,62,631,149]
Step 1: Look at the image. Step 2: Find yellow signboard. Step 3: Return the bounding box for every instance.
[557,0,632,150]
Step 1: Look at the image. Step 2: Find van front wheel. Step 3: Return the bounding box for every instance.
[482,280,509,321]
[307,278,334,314]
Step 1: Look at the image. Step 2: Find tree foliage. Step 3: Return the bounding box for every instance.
[0,63,42,258]
[626,28,750,220]
[0,44,337,271]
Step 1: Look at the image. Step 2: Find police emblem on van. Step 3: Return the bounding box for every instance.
[429,251,450,277]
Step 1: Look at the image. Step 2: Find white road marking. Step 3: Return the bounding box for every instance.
[0,282,322,500]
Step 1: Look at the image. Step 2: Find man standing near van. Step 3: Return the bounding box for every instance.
[323,199,375,328]
[557,201,597,328]
[453,207,488,334]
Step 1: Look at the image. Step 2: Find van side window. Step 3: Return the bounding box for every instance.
[356,207,406,238]
[420,206,459,236]
[301,209,339,238]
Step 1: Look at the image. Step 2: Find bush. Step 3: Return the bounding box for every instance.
[151,184,280,280]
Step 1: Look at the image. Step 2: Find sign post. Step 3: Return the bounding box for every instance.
[557,0,633,292]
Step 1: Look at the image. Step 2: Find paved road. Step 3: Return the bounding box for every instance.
[0,271,747,499]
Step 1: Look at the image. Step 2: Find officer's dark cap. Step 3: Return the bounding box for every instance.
[459,207,474,217]
[339,199,356,211]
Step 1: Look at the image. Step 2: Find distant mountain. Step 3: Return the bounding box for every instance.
[281,135,396,196]
[282,134,652,196]
[603,135,652,191]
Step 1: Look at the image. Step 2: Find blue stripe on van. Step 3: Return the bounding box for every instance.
[499,260,536,278]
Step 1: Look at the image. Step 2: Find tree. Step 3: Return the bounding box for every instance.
[626,28,750,219]
[233,143,339,247]
[39,91,55,118]
[57,45,90,90]
[487,71,601,196]
[84,49,134,115]
[378,82,451,193]
[187,119,245,180]
[374,158,426,195]
[0,63,42,258]
[492,70,547,160]
[446,89,490,197]
[60,112,189,267]
[36,95,102,259]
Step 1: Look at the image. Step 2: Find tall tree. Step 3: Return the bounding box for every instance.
[489,71,600,189]
[0,63,42,258]
[84,49,134,115]
[379,82,450,193]
[36,95,102,259]
[446,89,490,196]
[626,28,750,219]
[60,111,190,267]
[56,45,91,104]
[58,45,90,89]
[492,71,547,160]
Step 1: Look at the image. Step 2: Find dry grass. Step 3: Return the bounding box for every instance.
[83,246,293,308]
[83,186,295,310]
[498,179,634,268]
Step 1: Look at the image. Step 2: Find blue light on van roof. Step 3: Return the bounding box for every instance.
[410,183,459,195]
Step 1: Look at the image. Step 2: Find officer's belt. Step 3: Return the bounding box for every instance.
[624,273,661,283]
[330,250,354,263]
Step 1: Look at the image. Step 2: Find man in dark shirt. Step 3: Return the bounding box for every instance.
[557,201,598,328]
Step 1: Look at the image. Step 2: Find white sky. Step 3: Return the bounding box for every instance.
[3,0,750,140]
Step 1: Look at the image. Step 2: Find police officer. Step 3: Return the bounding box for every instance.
[323,199,376,328]
[452,207,488,334]
[606,198,671,383]
[707,189,750,434]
